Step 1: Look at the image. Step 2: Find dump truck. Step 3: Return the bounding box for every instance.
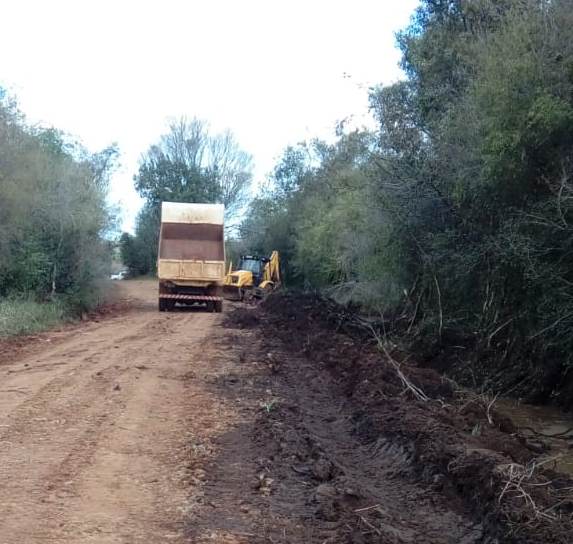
[157,202,225,312]
[224,250,281,301]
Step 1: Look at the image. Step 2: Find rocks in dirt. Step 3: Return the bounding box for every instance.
[431,473,447,491]
[193,469,207,481]
[312,457,334,481]
[525,438,549,454]
[252,472,274,496]
[341,486,361,499]
[182,370,196,381]
[266,352,281,373]
[113,383,121,391]
[314,483,340,521]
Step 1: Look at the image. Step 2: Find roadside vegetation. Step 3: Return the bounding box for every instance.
[0,92,117,337]
[237,0,573,405]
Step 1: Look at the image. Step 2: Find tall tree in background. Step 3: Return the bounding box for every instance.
[125,117,252,275]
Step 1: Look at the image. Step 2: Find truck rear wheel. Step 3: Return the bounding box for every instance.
[214,300,223,313]
[159,298,175,312]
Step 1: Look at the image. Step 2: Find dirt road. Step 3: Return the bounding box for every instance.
[0,280,570,543]
[0,280,225,543]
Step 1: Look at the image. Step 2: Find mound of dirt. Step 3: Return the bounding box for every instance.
[223,306,261,329]
[238,292,573,543]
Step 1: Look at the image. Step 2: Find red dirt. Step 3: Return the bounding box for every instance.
[221,292,573,543]
[0,294,132,366]
[1,281,571,543]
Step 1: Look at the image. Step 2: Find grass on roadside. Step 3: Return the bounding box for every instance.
[0,280,123,338]
[0,297,69,337]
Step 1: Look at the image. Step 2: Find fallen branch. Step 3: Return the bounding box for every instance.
[520,426,573,440]
[498,462,552,520]
[486,392,499,425]
[322,294,432,402]
[357,514,382,536]
[433,275,443,340]
[354,504,381,513]
[367,323,430,403]
[497,457,572,522]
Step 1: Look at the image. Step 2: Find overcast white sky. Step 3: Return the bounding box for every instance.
[0,0,419,231]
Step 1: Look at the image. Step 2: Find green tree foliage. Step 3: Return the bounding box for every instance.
[124,117,252,275]
[238,133,407,304]
[238,0,573,398]
[119,204,161,276]
[379,0,573,356]
[0,93,117,311]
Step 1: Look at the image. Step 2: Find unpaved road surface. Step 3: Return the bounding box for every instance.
[0,280,209,542]
[0,280,570,543]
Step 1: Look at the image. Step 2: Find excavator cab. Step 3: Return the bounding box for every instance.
[237,256,265,285]
[224,251,280,301]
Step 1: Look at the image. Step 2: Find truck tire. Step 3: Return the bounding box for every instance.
[215,300,223,313]
[158,298,166,312]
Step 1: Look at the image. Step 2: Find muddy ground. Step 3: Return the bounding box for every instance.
[0,281,571,543]
[234,293,573,543]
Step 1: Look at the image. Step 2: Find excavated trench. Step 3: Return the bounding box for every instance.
[217,293,573,543]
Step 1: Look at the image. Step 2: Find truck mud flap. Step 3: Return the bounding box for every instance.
[159,294,223,302]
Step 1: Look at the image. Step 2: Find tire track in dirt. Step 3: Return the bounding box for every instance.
[0,281,222,543]
[183,319,484,543]
[269,350,484,543]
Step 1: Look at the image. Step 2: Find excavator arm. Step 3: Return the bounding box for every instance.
[258,251,281,291]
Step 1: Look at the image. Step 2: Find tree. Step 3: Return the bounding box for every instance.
[0,93,116,309]
[134,117,252,219]
[127,117,253,275]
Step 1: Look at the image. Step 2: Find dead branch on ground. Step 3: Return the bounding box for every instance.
[497,458,573,523]
[322,295,431,402]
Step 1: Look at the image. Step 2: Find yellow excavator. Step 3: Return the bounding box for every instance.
[224,250,281,301]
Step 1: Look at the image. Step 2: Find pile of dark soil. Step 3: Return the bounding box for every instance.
[226,293,573,543]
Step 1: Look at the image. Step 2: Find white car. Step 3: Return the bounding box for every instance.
[110,270,128,280]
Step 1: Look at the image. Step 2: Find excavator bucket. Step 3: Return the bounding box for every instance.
[223,261,243,301]
[223,264,256,301]
[252,283,275,300]
[223,284,243,301]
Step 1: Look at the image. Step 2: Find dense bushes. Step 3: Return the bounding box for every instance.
[238,0,573,402]
[0,94,117,332]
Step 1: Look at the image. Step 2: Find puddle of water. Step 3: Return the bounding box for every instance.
[496,399,573,475]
